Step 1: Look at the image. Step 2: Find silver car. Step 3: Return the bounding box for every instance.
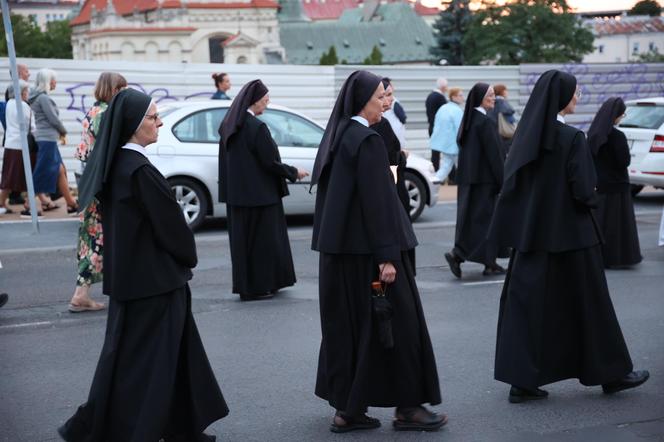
[150,101,439,230]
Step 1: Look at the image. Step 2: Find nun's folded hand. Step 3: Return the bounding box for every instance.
[378,262,397,284]
[297,168,310,180]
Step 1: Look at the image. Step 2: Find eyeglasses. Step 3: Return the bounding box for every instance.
[145,113,160,122]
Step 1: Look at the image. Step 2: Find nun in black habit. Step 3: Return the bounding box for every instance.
[312,70,444,433]
[218,80,307,301]
[444,83,508,278]
[370,78,416,272]
[58,89,228,441]
[490,70,649,404]
[588,97,642,268]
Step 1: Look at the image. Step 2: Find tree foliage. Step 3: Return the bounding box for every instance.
[0,15,72,59]
[363,45,383,65]
[319,46,339,65]
[462,0,594,65]
[638,47,664,62]
[628,0,662,16]
[430,0,473,65]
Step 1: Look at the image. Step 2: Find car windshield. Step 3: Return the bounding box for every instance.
[619,103,664,130]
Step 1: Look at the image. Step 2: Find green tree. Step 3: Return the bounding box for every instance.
[628,0,662,16]
[638,47,664,62]
[430,0,472,65]
[0,15,72,59]
[363,45,383,65]
[463,0,594,65]
[319,46,339,65]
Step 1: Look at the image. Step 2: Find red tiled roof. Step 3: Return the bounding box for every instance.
[593,16,664,36]
[71,0,279,26]
[413,0,439,16]
[301,0,361,21]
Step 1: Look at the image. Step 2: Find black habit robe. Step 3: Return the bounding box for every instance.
[588,98,642,268]
[219,111,298,295]
[454,100,508,266]
[490,71,633,389]
[312,117,441,414]
[371,116,416,272]
[59,149,228,441]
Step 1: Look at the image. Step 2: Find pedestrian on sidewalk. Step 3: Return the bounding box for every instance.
[490,70,649,404]
[211,72,232,100]
[29,68,78,216]
[67,72,127,313]
[430,87,464,184]
[426,77,448,171]
[0,80,37,214]
[311,70,445,433]
[59,89,228,441]
[444,83,508,278]
[218,80,308,301]
[588,97,642,269]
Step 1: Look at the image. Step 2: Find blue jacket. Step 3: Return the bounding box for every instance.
[430,102,463,155]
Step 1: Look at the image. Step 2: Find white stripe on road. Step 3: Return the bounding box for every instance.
[0,320,54,330]
[462,280,505,286]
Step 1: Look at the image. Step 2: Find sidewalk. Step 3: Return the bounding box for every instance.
[0,196,79,222]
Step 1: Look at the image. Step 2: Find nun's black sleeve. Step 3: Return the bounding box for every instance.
[357,134,402,263]
[566,132,599,210]
[132,165,198,269]
[253,123,298,182]
[609,129,631,169]
[481,119,504,185]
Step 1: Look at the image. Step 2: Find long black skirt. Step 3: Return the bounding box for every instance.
[494,246,633,389]
[596,191,642,268]
[58,285,229,442]
[227,202,296,295]
[315,252,441,415]
[454,183,508,265]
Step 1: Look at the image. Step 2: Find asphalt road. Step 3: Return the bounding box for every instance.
[1,191,663,442]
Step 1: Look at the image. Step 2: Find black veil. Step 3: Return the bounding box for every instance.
[77,88,153,209]
[587,97,626,155]
[310,70,382,187]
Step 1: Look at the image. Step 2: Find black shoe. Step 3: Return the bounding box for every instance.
[602,370,650,394]
[393,406,448,431]
[0,293,8,309]
[509,386,549,403]
[8,192,24,205]
[444,252,462,279]
[330,411,381,433]
[239,293,274,302]
[483,264,506,276]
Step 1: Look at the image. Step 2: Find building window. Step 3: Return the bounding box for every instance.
[46,14,51,21]
[28,14,37,24]
[632,42,640,54]
[237,56,248,64]
[209,37,226,63]
[649,42,656,51]
[598,44,604,53]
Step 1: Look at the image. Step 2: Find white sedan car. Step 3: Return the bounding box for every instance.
[618,97,664,195]
[150,101,439,230]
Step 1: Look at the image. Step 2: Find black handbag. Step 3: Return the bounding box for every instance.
[371,280,394,349]
[27,111,38,154]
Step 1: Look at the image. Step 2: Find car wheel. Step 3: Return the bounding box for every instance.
[169,177,209,231]
[404,170,427,222]
[630,184,644,197]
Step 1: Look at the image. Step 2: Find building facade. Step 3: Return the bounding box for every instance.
[69,0,285,64]
[584,15,664,63]
[7,0,80,31]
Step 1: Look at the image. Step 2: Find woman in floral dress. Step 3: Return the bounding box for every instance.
[68,72,127,312]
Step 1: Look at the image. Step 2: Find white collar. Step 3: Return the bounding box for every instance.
[121,142,149,158]
[474,106,487,115]
[247,109,255,116]
[557,114,566,123]
[351,115,369,127]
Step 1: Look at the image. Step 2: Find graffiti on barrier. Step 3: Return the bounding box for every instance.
[65,82,215,121]
[522,63,664,130]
